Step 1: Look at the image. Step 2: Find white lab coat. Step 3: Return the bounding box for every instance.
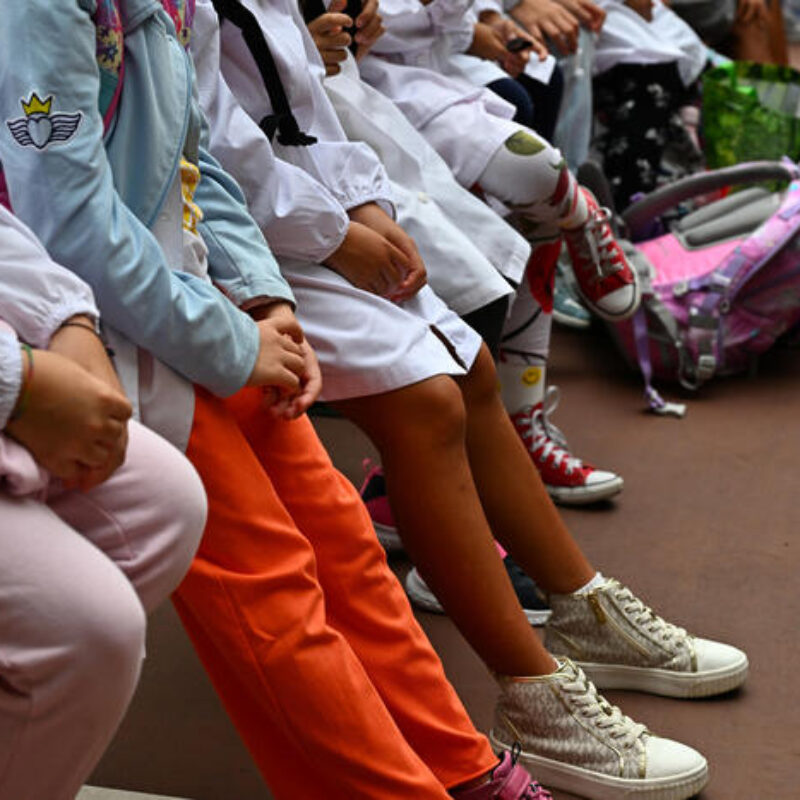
[195,0,529,297]
[201,0,393,265]
[193,0,485,399]
[360,0,521,184]
[325,55,529,309]
[594,0,707,87]
[447,0,557,87]
[200,0,530,303]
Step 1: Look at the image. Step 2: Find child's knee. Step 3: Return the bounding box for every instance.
[35,563,146,709]
[483,129,567,209]
[125,423,207,610]
[462,345,502,406]
[407,376,468,447]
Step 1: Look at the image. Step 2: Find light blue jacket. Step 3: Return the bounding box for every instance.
[0,0,294,398]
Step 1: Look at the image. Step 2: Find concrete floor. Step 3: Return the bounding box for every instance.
[91,323,800,799]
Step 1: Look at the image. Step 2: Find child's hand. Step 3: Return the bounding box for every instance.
[307,0,354,76]
[509,0,579,55]
[325,221,410,297]
[5,348,132,491]
[468,22,510,64]
[554,0,605,32]
[347,202,427,301]
[353,0,385,60]
[737,0,769,24]
[267,339,323,420]
[479,10,549,73]
[623,0,654,21]
[247,303,307,395]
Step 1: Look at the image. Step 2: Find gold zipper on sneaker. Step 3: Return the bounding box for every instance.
[588,592,607,624]
[587,591,653,659]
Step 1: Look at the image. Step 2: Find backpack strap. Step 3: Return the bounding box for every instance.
[211,0,317,146]
[93,1,126,129]
[631,302,687,417]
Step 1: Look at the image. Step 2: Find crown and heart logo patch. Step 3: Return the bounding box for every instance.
[6,93,83,150]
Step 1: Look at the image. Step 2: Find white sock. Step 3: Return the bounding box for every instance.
[497,361,546,415]
[572,571,606,595]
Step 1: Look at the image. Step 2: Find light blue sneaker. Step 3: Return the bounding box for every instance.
[553,255,592,330]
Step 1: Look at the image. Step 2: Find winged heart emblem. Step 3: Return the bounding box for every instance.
[6,93,82,151]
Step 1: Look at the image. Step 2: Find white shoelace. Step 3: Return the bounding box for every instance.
[523,387,582,473]
[570,206,623,281]
[611,581,689,649]
[561,664,647,748]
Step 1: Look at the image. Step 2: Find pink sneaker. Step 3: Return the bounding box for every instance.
[511,388,623,506]
[563,188,640,321]
[358,460,404,553]
[451,750,552,800]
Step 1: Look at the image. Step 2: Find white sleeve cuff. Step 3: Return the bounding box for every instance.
[0,326,23,430]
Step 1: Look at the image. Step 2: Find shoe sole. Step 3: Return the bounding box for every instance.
[577,655,749,699]
[405,569,551,626]
[547,476,624,506]
[578,269,642,324]
[489,732,709,800]
[373,522,404,554]
[552,307,592,330]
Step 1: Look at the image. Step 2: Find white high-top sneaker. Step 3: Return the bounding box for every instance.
[545,578,749,698]
[491,659,708,800]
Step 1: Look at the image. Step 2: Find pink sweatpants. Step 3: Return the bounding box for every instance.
[0,421,206,800]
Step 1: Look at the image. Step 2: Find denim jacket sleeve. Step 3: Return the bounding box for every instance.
[188,52,298,307]
[0,0,261,397]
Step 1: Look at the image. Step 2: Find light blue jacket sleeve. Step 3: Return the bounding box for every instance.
[189,56,297,308]
[0,0,261,397]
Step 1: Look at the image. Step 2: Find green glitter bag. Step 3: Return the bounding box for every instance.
[703,61,800,168]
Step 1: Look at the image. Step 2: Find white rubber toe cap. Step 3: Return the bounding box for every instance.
[584,469,624,488]
[645,735,707,780]
[595,285,639,319]
[694,637,749,674]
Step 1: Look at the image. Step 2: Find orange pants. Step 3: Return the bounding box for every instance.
[172,388,495,800]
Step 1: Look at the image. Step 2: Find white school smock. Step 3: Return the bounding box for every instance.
[325,55,529,310]
[199,0,524,308]
[447,0,557,87]
[200,0,525,308]
[360,0,520,186]
[210,0,395,237]
[594,0,707,87]
[193,0,482,399]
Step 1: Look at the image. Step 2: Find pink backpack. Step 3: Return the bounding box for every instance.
[610,160,800,415]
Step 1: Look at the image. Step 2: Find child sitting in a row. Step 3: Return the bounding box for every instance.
[0,205,205,800]
[198,1,747,797]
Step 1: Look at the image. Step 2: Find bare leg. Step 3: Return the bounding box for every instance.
[333,374,555,676]
[454,346,595,594]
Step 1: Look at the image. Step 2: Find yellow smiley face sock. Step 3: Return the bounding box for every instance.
[497,361,546,415]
